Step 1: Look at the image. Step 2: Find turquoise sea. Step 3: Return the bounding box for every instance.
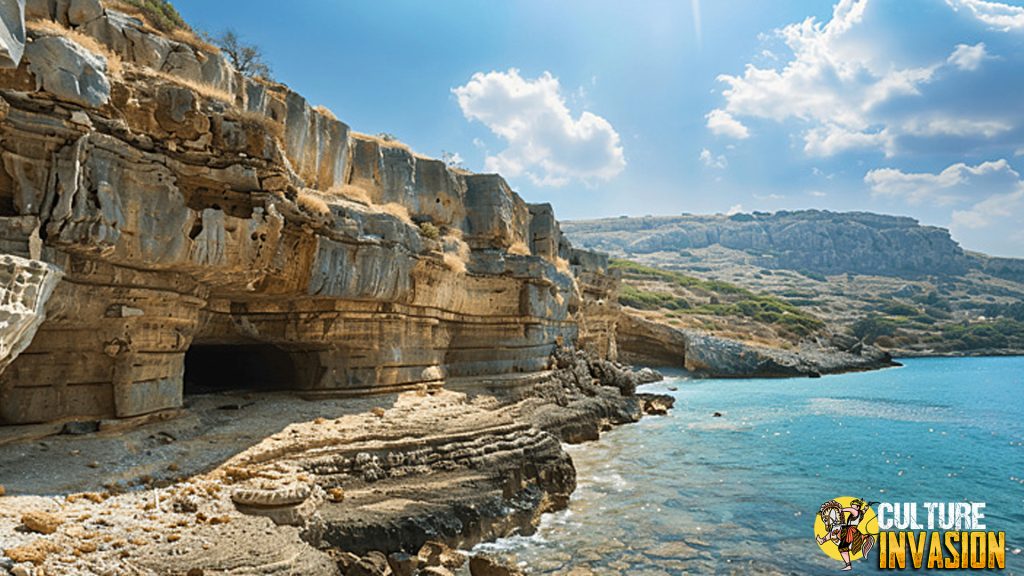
[476,357,1024,574]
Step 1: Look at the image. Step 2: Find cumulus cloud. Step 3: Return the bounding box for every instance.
[709,0,1021,157]
[699,148,728,169]
[865,159,1019,204]
[726,203,744,215]
[452,69,625,187]
[946,0,1024,31]
[947,42,988,70]
[706,109,750,139]
[864,158,1024,255]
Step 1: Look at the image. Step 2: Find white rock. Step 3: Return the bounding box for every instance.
[25,35,110,107]
[0,0,25,68]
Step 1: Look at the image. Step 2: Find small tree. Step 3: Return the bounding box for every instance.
[206,30,272,79]
[441,150,464,169]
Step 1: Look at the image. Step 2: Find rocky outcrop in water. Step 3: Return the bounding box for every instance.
[617,311,897,378]
[564,210,976,277]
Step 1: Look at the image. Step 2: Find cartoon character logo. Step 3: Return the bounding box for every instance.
[814,497,878,571]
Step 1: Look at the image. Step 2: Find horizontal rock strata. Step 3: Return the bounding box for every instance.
[0,0,620,425]
[0,353,667,576]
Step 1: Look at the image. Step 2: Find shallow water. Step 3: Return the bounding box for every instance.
[476,357,1024,574]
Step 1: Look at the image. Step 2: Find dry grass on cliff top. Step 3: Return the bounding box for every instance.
[351,131,412,152]
[442,232,472,274]
[233,109,284,140]
[327,184,373,205]
[296,190,332,218]
[378,202,414,225]
[507,240,532,256]
[313,105,338,121]
[152,71,234,104]
[26,20,124,77]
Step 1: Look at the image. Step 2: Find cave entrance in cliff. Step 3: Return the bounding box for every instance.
[183,344,300,395]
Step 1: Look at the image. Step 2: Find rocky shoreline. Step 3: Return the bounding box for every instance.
[617,312,898,378]
[0,350,670,576]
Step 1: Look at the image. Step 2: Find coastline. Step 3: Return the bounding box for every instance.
[0,351,672,575]
[472,356,1024,574]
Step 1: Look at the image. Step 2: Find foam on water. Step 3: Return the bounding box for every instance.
[475,357,1024,574]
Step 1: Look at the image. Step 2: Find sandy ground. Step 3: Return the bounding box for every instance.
[0,390,399,496]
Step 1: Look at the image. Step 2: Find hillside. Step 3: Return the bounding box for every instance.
[565,211,1024,356]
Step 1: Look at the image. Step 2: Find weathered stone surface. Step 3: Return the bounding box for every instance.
[67,0,102,26]
[564,210,973,278]
[20,510,62,534]
[0,0,25,69]
[0,255,61,376]
[25,35,110,107]
[470,554,525,576]
[0,9,621,425]
[617,311,895,378]
[463,174,529,251]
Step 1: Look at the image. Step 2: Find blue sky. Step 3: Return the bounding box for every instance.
[172,0,1024,257]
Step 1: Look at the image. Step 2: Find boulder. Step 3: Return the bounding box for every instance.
[386,551,418,576]
[67,0,103,26]
[0,0,25,68]
[21,510,63,534]
[417,541,464,569]
[346,551,389,576]
[25,35,110,107]
[469,554,524,576]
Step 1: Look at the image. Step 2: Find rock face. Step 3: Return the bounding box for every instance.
[25,35,111,107]
[0,255,61,376]
[617,310,896,378]
[564,210,974,277]
[0,0,25,68]
[0,5,620,425]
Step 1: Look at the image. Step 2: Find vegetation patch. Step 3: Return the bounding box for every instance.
[107,0,187,32]
[612,259,825,338]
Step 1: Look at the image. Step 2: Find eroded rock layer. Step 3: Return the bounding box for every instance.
[0,0,620,425]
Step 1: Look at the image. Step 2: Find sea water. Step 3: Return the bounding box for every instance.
[475,357,1024,574]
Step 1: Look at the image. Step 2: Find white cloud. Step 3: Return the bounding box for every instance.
[947,42,988,70]
[946,0,1024,31]
[804,124,894,157]
[901,117,1010,138]
[452,69,625,187]
[699,148,728,169]
[951,186,1024,228]
[865,159,1018,204]
[706,109,750,139]
[710,0,1022,157]
[949,176,1024,256]
[809,190,828,197]
[726,203,744,215]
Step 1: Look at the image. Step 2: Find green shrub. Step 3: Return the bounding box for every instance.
[114,0,187,32]
[418,221,440,240]
[610,259,825,337]
[618,285,691,311]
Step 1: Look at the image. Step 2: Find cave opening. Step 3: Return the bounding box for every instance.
[184,343,299,394]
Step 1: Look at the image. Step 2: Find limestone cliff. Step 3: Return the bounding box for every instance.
[564,210,973,277]
[0,0,619,425]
